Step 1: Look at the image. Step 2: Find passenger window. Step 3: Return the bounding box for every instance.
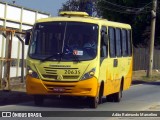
[115,28,122,57]
[121,29,128,57]
[109,27,116,58]
[127,30,132,56]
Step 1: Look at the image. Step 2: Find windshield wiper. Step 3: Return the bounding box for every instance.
[41,53,60,62]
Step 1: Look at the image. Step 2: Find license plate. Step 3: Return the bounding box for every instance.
[53,87,65,92]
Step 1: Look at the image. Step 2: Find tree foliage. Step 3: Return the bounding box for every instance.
[96,0,160,47]
[59,0,80,11]
[60,0,160,47]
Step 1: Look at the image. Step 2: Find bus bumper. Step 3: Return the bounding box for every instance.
[26,75,98,97]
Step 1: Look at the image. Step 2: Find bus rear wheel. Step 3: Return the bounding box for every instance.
[34,95,44,106]
[106,84,123,102]
[113,85,122,102]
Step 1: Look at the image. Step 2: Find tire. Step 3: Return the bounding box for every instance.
[98,95,103,104]
[113,85,122,102]
[88,96,99,108]
[88,84,103,108]
[98,84,104,104]
[34,95,44,106]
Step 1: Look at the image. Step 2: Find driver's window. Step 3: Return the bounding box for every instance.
[101,26,108,58]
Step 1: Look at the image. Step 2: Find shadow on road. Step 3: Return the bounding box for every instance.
[132,80,160,86]
[17,96,110,109]
[0,90,33,106]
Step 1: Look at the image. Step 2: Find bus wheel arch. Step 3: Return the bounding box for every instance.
[88,80,104,108]
[98,81,104,104]
[121,77,124,91]
[113,77,124,102]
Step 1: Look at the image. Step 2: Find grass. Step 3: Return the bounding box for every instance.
[133,70,160,82]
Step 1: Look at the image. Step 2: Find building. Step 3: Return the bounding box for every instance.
[0,1,50,78]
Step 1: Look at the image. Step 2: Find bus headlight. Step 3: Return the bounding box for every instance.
[27,66,39,79]
[81,68,96,80]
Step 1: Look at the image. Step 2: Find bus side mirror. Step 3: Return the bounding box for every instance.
[101,31,108,46]
[103,33,108,46]
[101,46,107,57]
[25,31,31,45]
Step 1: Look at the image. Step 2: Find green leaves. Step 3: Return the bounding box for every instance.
[96,0,159,47]
[59,0,160,47]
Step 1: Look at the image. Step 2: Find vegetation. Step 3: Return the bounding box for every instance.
[60,0,160,47]
[133,70,160,81]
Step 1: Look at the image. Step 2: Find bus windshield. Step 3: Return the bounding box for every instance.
[29,22,99,61]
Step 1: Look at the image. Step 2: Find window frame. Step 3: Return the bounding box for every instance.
[108,27,116,58]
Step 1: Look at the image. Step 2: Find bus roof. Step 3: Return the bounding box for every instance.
[36,11,131,29]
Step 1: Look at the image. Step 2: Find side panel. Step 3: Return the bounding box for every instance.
[123,57,133,90]
[100,24,132,97]
[99,58,115,96]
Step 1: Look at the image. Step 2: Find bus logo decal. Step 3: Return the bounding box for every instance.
[57,75,63,80]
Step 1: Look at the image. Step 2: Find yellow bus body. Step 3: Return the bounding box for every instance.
[26,11,132,107]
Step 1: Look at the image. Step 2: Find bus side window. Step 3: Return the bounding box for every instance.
[127,30,132,56]
[109,27,116,58]
[101,26,108,57]
[121,29,128,57]
[115,28,122,57]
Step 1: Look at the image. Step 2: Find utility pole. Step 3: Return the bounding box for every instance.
[147,0,157,77]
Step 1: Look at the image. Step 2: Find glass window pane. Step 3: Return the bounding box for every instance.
[122,29,128,56]
[127,30,132,56]
[109,27,116,57]
[115,28,121,57]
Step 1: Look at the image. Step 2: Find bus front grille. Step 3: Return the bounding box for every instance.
[63,75,79,79]
[42,75,57,79]
[42,74,80,80]
[42,67,80,80]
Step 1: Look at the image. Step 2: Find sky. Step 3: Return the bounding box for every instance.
[1,0,68,16]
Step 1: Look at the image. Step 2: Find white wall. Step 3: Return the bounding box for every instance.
[0,2,50,77]
[6,5,21,21]
[22,9,36,24]
[0,35,3,57]
[6,22,20,29]
[0,3,5,18]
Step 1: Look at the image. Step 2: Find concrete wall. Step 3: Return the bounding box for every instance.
[0,1,50,77]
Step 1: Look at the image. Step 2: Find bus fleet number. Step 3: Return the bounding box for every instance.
[64,70,80,74]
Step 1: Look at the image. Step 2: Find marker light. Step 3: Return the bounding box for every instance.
[27,66,39,79]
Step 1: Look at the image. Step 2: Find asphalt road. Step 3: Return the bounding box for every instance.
[0,82,160,120]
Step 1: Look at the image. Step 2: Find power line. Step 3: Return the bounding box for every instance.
[100,1,152,10]
[100,6,151,14]
[98,0,152,14]
[100,0,152,10]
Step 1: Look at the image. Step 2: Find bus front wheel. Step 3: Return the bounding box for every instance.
[88,96,98,108]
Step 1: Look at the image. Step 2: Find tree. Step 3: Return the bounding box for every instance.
[59,0,97,16]
[59,0,160,47]
[96,0,160,47]
[59,0,80,11]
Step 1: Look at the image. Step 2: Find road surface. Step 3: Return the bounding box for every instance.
[0,82,160,120]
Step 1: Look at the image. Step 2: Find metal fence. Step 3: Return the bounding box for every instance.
[133,47,160,70]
